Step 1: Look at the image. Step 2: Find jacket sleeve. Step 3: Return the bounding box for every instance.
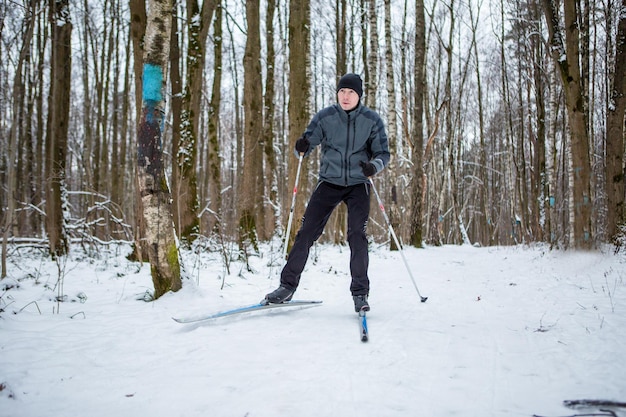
[368,116,390,174]
[293,111,325,158]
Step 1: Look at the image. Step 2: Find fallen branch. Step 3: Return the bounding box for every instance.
[564,400,626,409]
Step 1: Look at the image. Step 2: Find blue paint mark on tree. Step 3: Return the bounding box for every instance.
[143,63,163,102]
[138,63,165,180]
[142,63,165,126]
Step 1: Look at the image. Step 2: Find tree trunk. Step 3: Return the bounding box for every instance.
[80,0,95,226]
[384,0,400,250]
[129,0,147,261]
[46,0,72,258]
[366,0,378,110]
[469,1,488,245]
[34,8,47,240]
[116,31,132,221]
[170,3,183,241]
[2,0,36,277]
[129,0,146,122]
[444,0,458,244]
[543,0,593,248]
[238,0,264,252]
[329,0,348,246]
[606,0,626,242]
[224,16,243,236]
[547,68,561,245]
[361,0,368,96]
[336,0,347,77]
[530,0,548,243]
[175,0,217,245]
[136,0,181,298]
[110,3,124,218]
[409,0,426,248]
[286,0,311,252]
[263,0,279,239]
[170,5,182,240]
[204,3,223,236]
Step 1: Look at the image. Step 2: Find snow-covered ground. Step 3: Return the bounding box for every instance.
[1,242,625,417]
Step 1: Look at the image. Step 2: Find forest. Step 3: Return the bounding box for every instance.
[1,0,625,295]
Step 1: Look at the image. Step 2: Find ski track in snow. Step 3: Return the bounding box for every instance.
[1,243,625,417]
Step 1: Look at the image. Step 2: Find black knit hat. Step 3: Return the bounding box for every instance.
[337,73,363,98]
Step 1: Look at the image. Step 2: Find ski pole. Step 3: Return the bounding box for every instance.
[369,178,428,302]
[282,153,304,260]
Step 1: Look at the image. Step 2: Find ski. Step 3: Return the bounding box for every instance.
[172,300,323,323]
[359,310,369,342]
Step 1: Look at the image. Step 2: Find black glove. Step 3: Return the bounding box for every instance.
[295,135,310,153]
[360,160,377,177]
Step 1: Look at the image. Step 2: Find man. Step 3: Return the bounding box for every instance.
[265,73,390,313]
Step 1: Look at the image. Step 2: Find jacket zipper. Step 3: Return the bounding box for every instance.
[344,112,351,186]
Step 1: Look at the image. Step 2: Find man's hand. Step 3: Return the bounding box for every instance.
[295,135,310,153]
[359,161,377,177]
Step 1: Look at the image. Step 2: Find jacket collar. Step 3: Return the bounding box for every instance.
[335,102,363,121]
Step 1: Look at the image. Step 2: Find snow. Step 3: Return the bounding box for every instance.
[1,242,625,417]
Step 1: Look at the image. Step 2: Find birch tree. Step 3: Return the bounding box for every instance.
[384,0,401,250]
[366,0,379,110]
[136,0,181,298]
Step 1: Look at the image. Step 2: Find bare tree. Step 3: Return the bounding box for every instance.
[110,0,131,223]
[366,0,379,109]
[286,0,311,252]
[203,2,223,236]
[46,0,72,257]
[136,0,182,298]
[443,0,459,244]
[33,4,49,238]
[170,2,184,242]
[129,0,146,124]
[384,0,401,250]
[606,0,626,242]
[468,0,489,245]
[129,0,147,260]
[2,0,36,276]
[408,0,426,247]
[238,0,264,252]
[173,0,217,245]
[528,0,549,243]
[336,0,347,77]
[262,0,279,239]
[78,0,95,228]
[543,0,593,248]
[223,1,243,237]
[327,0,348,246]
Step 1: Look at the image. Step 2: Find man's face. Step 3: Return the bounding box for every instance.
[337,88,360,111]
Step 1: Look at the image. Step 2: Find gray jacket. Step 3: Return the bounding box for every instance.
[301,103,390,186]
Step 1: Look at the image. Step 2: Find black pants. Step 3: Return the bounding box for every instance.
[280,181,371,296]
